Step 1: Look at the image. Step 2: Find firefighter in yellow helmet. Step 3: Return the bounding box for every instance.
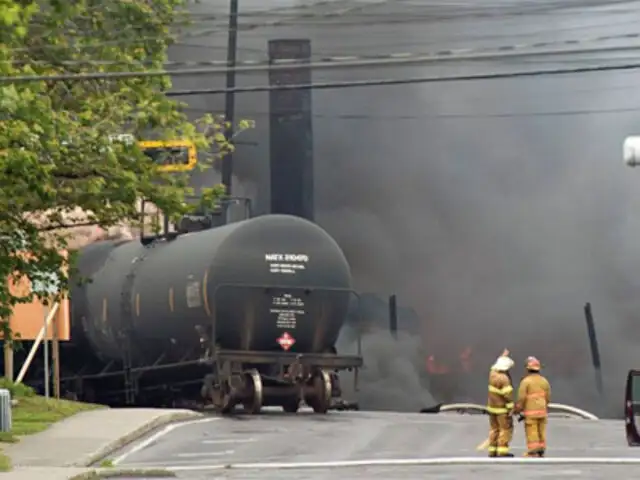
[487,349,515,457]
[514,356,551,457]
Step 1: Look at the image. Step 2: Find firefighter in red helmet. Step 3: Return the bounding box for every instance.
[514,356,551,457]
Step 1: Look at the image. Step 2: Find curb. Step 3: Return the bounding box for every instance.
[72,411,203,468]
[69,468,176,479]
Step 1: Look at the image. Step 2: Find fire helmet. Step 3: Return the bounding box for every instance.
[526,356,541,371]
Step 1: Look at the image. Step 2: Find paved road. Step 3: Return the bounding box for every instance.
[111,410,640,478]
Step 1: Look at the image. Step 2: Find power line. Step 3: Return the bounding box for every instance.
[162,63,640,97]
[4,48,640,84]
[184,105,640,119]
[7,32,640,69]
[5,10,638,55]
[182,4,639,33]
[4,7,635,56]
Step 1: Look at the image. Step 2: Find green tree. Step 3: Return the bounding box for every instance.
[0,0,251,338]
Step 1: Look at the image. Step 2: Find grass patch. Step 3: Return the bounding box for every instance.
[70,469,176,479]
[10,395,103,436]
[0,379,105,471]
[0,452,10,472]
[0,432,18,443]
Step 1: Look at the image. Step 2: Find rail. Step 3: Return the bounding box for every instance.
[434,402,599,420]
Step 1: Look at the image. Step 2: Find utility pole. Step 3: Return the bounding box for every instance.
[221,0,239,196]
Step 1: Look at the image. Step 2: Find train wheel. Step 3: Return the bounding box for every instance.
[282,398,300,413]
[307,369,332,414]
[242,369,263,415]
[211,381,234,414]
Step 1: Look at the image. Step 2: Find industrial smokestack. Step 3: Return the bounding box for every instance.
[268,39,314,220]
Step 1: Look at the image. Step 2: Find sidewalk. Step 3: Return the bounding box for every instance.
[7,467,89,480]
[3,408,202,477]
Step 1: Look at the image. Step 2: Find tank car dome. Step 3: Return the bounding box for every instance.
[205,214,352,292]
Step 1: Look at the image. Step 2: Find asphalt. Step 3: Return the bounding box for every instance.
[109,409,640,479]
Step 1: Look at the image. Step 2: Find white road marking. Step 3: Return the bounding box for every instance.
[158,457,640,472]
[112,417,220,465]
[177,450,235,458]
[490,446,631,452]
[535,471,584,477]
[203,438,257,445]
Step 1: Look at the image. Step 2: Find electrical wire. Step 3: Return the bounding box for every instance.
[183,105,640,119]
[4,5,637,56]
[3,50,640,84]
[162,63,640,97]
[181,4,640,39]
[5,2,635,54]
[6,32,640,68]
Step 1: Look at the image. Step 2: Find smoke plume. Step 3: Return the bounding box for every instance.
[177,0,640,417]
[336,325,436,411]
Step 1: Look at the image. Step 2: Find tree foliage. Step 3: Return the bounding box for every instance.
[0,0,252,337]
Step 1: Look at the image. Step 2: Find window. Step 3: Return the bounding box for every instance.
[138,140,197,173]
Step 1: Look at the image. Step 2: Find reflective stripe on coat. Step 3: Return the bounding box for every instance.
[487,370,514,414]
[515,373,551,418]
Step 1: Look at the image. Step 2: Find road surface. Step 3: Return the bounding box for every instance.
[110,410,640,478]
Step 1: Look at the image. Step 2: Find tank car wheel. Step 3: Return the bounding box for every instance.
[242,369,263,415]
[307,369,332,414]
[211,381,234,414]
[282,397,300,413]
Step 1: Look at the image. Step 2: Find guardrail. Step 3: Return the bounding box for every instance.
[434,402,598,420]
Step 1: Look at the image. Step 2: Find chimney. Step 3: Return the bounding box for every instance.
[268,38,314,221]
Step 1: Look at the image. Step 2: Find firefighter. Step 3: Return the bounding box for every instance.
[487,349,515,458]
[514,356,551,457]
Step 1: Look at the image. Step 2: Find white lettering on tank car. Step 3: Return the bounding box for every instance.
[264,253,309,274]
[270,293,306,329]
[185,279,202,308]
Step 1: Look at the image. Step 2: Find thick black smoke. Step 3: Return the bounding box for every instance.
[176,0,640,417]
[336,326,436,412]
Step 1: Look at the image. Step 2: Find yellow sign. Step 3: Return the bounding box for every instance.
[138,139,197,173]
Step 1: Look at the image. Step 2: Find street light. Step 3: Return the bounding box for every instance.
[624,136,640,167]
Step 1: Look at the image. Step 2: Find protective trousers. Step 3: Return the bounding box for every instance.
[488,414,513,456]
[524,417,547,456]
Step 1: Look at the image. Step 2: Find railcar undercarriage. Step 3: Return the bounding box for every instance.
[10,341,362,413]
[201,349,362,414]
